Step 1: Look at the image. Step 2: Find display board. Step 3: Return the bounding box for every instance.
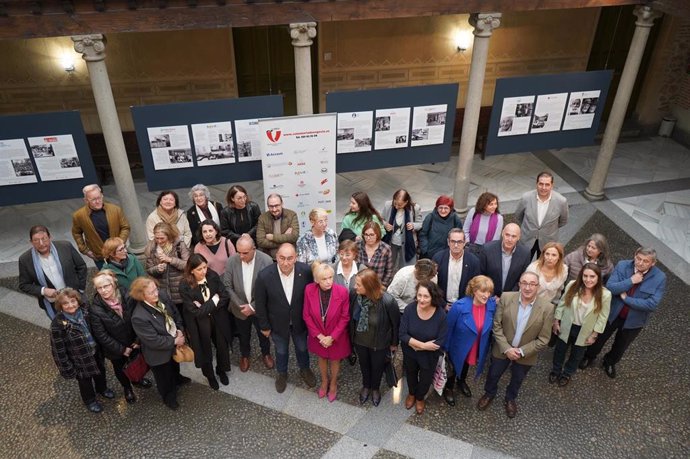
[485,70,613,155]
[260,114,337,231]
[0,111,98,206]
[131,95,283,191]
[326,84,459,172]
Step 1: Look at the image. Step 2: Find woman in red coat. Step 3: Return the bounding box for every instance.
[303,261,351,402]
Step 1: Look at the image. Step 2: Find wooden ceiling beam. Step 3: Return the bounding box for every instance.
[0,0,644,40]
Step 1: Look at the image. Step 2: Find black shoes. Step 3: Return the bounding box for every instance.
[603,361,617,379]
[99,388,115,399]
[164,396,179,411]
[443,389,456,406]
[275,373,288,393]
[207,375,220,390]
[176,375,192,386]
[132,378,152,389]
[216,367,229,386]
[87,401,103,413]
[548,372,559,384]
[124,388,137,404]
[371,390,381,407]
[578,357,594,370]
[348,353,357,366]
[458,381,472,398]
[558,375,571,387]
[359,387,370,405]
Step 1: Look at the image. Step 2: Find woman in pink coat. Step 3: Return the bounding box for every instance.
[303,261,351,402]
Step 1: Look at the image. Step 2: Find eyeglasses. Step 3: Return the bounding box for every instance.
[519,281,539,288]
[449,240,465,245]
[87,195,103,203]
[363,233,377,238]
[267,204,281,209]
[96,283,113,291]
[115,246,126,252]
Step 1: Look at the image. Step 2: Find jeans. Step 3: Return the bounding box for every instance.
[483,356,532,402]
[271,328,310,374]
[585,316,642,366]
[552,324,587,377]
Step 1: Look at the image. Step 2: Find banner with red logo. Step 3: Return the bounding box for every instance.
[259,114,337,232]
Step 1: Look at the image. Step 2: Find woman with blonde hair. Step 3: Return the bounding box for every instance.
[303,261,351,401]
[144,221,190,316]
[102,237,145,290]
[526,241,568,304]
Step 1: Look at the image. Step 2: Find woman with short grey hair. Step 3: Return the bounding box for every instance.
[186,184,223,247]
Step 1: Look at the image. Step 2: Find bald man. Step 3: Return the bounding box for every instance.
[479,223,531,297]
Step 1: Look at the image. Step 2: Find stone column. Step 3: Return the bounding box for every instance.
[453,13,501,214]
[584,6,660,200]
[72,34,147,252]
[290,22,317,115]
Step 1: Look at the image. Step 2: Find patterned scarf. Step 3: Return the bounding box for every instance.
[148,300,176,337]
[156,206,179,228]
[356,296,375,332]
[64,308,96,350]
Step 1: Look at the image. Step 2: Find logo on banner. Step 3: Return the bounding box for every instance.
[266,129,282,143]
[320,189,331,196]
[320,179,328,185]
[269,184,284,190]
[321,167,328,173]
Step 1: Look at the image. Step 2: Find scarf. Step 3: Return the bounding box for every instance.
[108,255,129,270]
[195,202,220,226]
[148,300,176,337]
[103,296,123,317]
[356,296,375,332]
[156,206,180,228]
[469,211,499,244]
[64,308,96,350]
[30,243,64,320]
[383,207,416,262]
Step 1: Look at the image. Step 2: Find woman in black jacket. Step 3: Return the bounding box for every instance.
[219,184,261,245]
[179,254,233,390]
[350,268,399,407]
[89,270,152,404]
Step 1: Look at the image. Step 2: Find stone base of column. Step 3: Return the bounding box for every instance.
[583,187,606,201]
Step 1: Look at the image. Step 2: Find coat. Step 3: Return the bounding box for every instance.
[254,262,314,339]
[514,189,568,250]
[71,202,130,258]
[302,283,351,359]
[223,250,274,320]
[131,291,184,367]
[146,208,193,248]
[18,240,88,311]
[219,201,262,244]
[605,260,666,329]
[256,209,300,258]
[102,254,145,291]
[491,292,554,366]
[187,200,223,247]
[479,240,531,297]
[418,209,463,259]
[88,288,139,360]
[144,238,190,304]
[444,296,496,378]
[50,307,102,379]
[554,281,611,347]
[179,269,232,368]
[433,249,481,303]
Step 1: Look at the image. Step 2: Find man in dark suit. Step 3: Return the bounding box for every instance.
[18,225,88,319]
[479,223,531,298]
[477,271,553,418]
[255,243,315,393]
[433,228,480,309]
[223,234,275,372]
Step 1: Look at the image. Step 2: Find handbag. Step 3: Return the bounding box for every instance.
[173,344,195,363]
[123,350,149,382]
[432,353,447,396]
[384,350,398,388]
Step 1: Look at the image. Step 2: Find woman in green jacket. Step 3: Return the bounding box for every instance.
[102,237,145,291]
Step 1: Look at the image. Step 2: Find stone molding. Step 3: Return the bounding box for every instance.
[290,22,317,47]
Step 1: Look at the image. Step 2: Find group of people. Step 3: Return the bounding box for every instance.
[18,174,667,418]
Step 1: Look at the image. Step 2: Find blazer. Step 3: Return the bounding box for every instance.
[605,260,666,329]
[513,189,568,250]
[444,295,497,378]
[491,292,554,366]
[433,249,480,302]
[131,291,184,367]
[254,262,314,339]
[179,269,232,368]
[554,281,611,347]
[479,240,531,297]
[223,250,274,320]
[302,283,351,360]
[71,202,130,258]
[256,209,300,258]
[18,240,88,311]
[50,307,102,380]
[186,200,223,247]
[88,288,138,360]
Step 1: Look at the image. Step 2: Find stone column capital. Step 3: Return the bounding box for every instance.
[72,34,106,62]
[469,13,502,38]
[289,22,317,47]
[633,5,661,28]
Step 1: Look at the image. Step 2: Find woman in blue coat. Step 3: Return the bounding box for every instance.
[443,275,496,405]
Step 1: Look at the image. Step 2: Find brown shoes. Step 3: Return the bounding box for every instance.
[504,399,518,418]
[476,394,494,411]
[404,394,416,410]
[415,400,425,415]
[240,357,250,373]
[300,368,317,388]
[275,373,287,393]
[263,354,275,369]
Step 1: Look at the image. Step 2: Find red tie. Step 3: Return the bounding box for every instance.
[618,273,640,319]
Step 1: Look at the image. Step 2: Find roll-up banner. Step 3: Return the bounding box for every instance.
[259,114,337,232]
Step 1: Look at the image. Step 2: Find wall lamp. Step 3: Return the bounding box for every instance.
[61,54,76,73]
[454,29,472,53]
